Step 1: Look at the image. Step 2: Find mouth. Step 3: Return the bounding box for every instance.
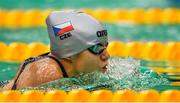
[101,64,108,72]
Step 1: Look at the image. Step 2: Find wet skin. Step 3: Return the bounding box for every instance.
[2,43,109,90]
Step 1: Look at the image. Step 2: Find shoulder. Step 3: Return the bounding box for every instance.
[16,57,63,88]
[33,57,61,71]
[32,57,63,82]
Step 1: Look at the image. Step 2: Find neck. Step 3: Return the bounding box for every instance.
[60,58,79,77]
[49,53,79,77]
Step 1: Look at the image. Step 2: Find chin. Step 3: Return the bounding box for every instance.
[101,70,106,73]
[101,67,107,73]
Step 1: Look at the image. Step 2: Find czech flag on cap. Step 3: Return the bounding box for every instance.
[53,21,74,36]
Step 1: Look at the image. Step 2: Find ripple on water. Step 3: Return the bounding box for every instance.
[19,57,170,92]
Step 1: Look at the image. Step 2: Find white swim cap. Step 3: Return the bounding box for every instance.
[46,10,108,59]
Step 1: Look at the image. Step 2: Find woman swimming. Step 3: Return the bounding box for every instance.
[3,10,109,90]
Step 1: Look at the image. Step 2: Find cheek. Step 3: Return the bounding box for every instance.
[75,52,101,72]
[85,52,101,67]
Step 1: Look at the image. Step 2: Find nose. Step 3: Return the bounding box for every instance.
[100,49,110,61]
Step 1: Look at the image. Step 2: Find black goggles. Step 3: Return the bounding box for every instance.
[88,43,108,55]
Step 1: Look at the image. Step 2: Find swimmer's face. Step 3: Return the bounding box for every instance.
[72,43,109,73]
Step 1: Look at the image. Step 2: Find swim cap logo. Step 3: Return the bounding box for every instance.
[96,30,107,37]
[59,32,72,40]
[52,21,74,40]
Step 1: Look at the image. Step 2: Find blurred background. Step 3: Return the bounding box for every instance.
[0,0,180,87]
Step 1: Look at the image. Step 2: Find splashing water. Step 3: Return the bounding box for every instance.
[105,57,140,80]
[19,57,170,92]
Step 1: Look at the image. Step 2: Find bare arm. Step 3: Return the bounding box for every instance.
[2,63,24,90]
[16,59,63,89]
[2,80,15,91]
[3,58,63,90]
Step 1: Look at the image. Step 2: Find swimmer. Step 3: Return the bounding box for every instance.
[3,10,109,90]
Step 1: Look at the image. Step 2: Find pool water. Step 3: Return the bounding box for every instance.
[1,24,180,44]
[1,0,180,9]
[16,57,171,92]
